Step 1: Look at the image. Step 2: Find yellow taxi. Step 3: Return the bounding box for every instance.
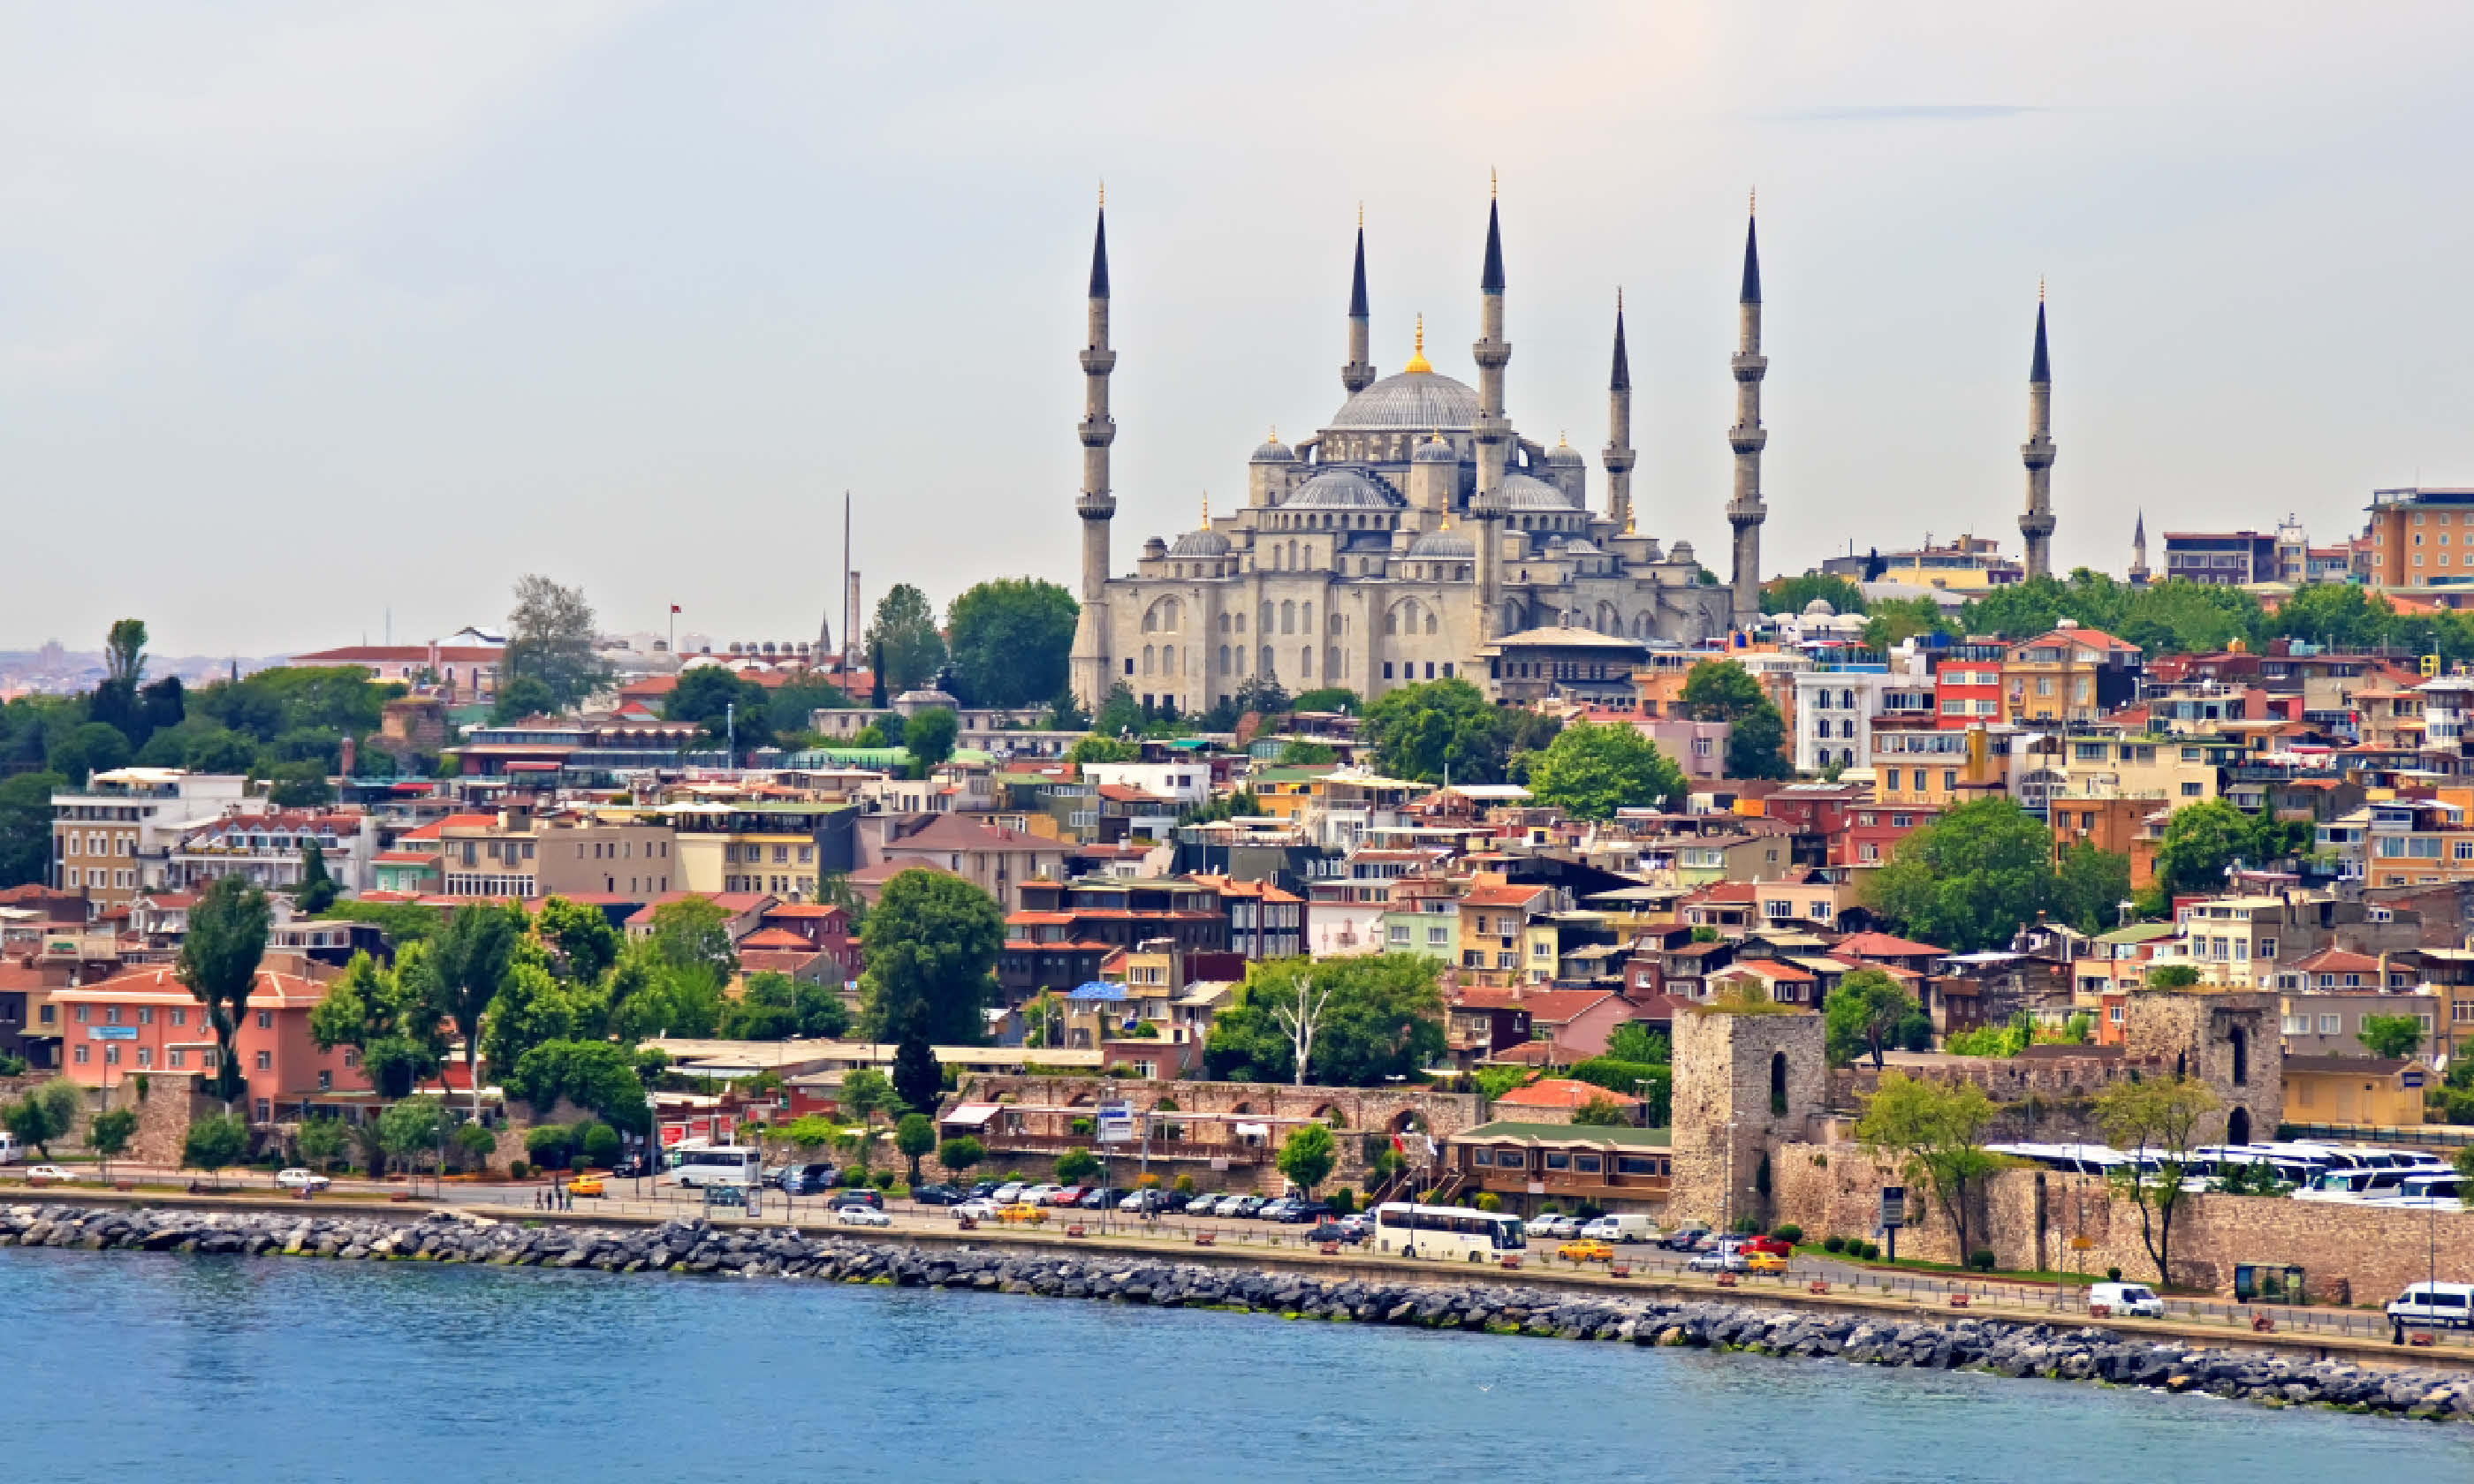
[998,1202,1048,1224]
[1557,1238,1615,1264]
[1745,1250,1788,1275]
[567,1174,604,1198]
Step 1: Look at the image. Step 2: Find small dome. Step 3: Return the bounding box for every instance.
[1283,469,1400,511]
[1499,473,1577,511]
[1668,540,1696,565]
[1544,441,1585,468]
[1412,435,1458,465]
[1564,538,1602,556]
[1142,536,1168,558]
[1250,437,1294,465]
[1802,597,1837,617]
[1408,528,1475,558]
[1169,527,1232,557]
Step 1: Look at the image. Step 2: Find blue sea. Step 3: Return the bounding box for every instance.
[5,1247,2470,1482]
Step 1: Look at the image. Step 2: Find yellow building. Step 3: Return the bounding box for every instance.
[2001,625,2144,725]
[664,800,839,899]
[2053,731,2220,805]
[1457,874,1553,988]
[2281,1055,2427,1127]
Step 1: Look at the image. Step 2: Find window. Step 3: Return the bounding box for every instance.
[1543,1152,1572,1171]
[255,1011,272,1029]
[2318,1013,2341,1034]
[254,1050,271,1071]
[1493,1149,1524,1170]
[1573,1154,1604,1173]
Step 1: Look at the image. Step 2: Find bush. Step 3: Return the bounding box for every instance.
[579,1122,622,1169]
[1471,1192,1501,1213]
[1731,1215,1764,1234]
[1771,1223,1802,1245]
[2106,1266,2122,1283]
[839,1167,868,1187]
[871,1170,896,1191]
[1821,1235,1845,1253]
[509,1160,532,1180]
[1858,1241,1880,1261]
[1172,1173,1195,1193]
[1968,1249,1996,1272]
[1326,1186,1355,1215]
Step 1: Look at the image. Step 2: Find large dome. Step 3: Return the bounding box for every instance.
[1169,527,1232,556]
[1326,369,1480,431]
[1407,528,1476,558]
[1499,473,1578,511]
[1283,469,1400,511]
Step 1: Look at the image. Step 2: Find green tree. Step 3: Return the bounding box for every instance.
[480,957,592,1082]
[49,721,133,781]
[0,771,66,889]
[1066,735,1141,768]
[1853,1072,2000,1261]
[2052,840,2131,935]
[1092,683,1144,739]
[1563,1060,1672,1123]
[1568,1095,1633,1127]
[1677,658,1790,780]
[2455,1146,2474,1210]
[295,841,339,913]
[1278,740,1336,766]
[722,971,851,1041]
[2358,1014,2425,1061]
[1362,678,1514,784]
[182,1112,250,1188]
[1604,1022,1669,1065]
[503,1040,649,1131]
[87,1106,137,1185]
[1289,687,1359,714]
[1276,1121,1338,1194]
[295,1117,349,1172]
[896,1112,937,1185]
[1203,954,1446,1086]
[104,617,149,686]
[664,666,774,753]
[377,1097,449,1185]
[945,578,1077,707]
[1054,1147,1102,1185]
[535,896,622,985]
[858,870,1004,1046]
[427,903,523,1121]
[504,574,611,710]
[1824,967,1922,1070]
[489,676,560,724]
[1861,797,2053,953]
[838,1066,899,1124]
[178,874,273,1105]
[454,1120,498,1171]
[525,1123,575,1170]
[891,1026,942,1115]
[1524,719,1688,820]
[3,1079,85,1159]
[648,896,739,984]
[2091,1075,2217,1286]
[1766,573,1867,616]
[905,708,959,774]
[867,584,948,693]
[937,1135,984,1180]
[2151,799,2256,897]
[1863,595,1955,649]
[2147,964,2201,988]
[309,948,449,1099]
[579,1121,622,1169]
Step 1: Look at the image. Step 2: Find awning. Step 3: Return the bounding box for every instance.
[1233,1122,1270,1140]
[941,1102,1002,1127]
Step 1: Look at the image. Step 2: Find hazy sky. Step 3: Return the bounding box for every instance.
[6,3,2474,657]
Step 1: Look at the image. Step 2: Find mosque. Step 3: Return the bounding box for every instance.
[1064,187,1771,714]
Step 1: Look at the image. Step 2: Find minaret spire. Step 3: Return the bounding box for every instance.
[2129,510,2150,587]
[1343,209,1374,394]
[2020,288,2057,580]
[1471,177,1514,647]
[1604,289,1636,534]
[1726,197,1769,626]
[1068,192,1119,708]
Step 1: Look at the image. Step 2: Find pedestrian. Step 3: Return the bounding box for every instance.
[533,1187,543,1211]
[2394,1314,2407,1346]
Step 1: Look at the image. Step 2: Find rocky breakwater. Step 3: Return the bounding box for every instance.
[7,1204,2472,1422]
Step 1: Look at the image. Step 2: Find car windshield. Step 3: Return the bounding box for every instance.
[1500,1220,1526,1249]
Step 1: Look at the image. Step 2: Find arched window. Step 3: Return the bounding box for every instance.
[1384,608,1399,635]
[1301,646,1314,677]
[1165,647,1180,678]
[1770,1051,1788,1116]
[1142,645,1155,675]
[1218,612,1231,632]
[1259,602,1273,635]
[1840,689,1856,709]
[2229,1026,2249,1087]
[2226,1106,2251,1145]
[1218,644,1232,675]
[1302,602,1314,633]
[1280,601,1295,634]
[1235,611,1248,633]
[1259,645,1275,678]
[1141,608,1157,633]
[1424,610,1438,635]
[1840,719,1856,739]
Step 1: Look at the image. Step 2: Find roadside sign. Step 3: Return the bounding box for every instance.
[1879,1185,1906,1230]
[2069,1235,2093,1252]
[1097,1101,1135,1145]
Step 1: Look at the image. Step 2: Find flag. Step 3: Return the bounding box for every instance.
[671,604,682,614]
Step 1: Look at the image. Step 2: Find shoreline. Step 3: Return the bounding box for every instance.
[7,1202,2471,1424]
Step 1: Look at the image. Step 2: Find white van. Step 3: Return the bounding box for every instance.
[2089,1282,2163,1318]
[0,1132,17,1165]
[2387,1283,2474,1330]
[1579,1214,1659,1244]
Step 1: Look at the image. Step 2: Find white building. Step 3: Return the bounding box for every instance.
[1791,648,1932,774]
[51,769,260,912]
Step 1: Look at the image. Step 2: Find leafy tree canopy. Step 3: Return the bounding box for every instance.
[1861,797,2056,953]
[945,578,1077,707]
[858,869,1004,1046]
[505,573,611,710]
[1524,719,1687,820]
[1362,678,1516,784]
[1766,573,1867,616]
[1203,954,1446,1086]
[867,584,948,693]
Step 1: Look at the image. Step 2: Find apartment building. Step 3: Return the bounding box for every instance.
[2364,486,2474,601]
[56,962,367,1125]
[428,806,679,899]
[51,769,257,912]
[2001,625,2144,725]
[164,808,380,896]
[669,800,846,899]
[2048,796,2163,889]
[1458,877,1558,987]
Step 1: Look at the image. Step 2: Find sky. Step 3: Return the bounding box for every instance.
[5,2,2474,658]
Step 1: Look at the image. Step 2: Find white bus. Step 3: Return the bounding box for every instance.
[1371,1202,1527,1262]
[663,1144,762,1189]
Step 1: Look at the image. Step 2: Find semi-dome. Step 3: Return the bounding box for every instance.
[1326,369,1481,432]
[1283,469,1400,511]
[1407,528,1475,558]
[1563,538,1603,556]
[1498,473,1579,511]
[1169,527,1232,556]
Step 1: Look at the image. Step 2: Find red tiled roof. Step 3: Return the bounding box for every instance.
[1492,1078,1641,1109]
[57,964,326,1008]
[1451,988,1614,1023]
[737,928,815,950]
[1833,931,1950,959]
[2290,948,2383,974]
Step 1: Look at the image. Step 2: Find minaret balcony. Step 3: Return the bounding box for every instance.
[1080,347,1117,374]
[1726,499,1766,526]
[1728,427,1767,455]
[1079,415,1117,447]
[1730,353,1767,382]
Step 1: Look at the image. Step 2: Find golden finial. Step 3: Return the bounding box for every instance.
[1491,168,1498,201]
[1405,313,1431,374]
[1559,429,1570,448]
[1624,509,1636,535]
[2039,275,2046,303]
[1749,186,1756,216]
[1202,488,1210,523]
[1357,201,1364,230]
[1098,179,1104,208]
[1268,425,1278,443]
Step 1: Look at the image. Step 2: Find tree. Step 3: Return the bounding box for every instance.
[2147,964,2201,988]
[378,1097,449,1185]
[0,771,65,889]
[1853,1072,2000,1262]
[946,578,1077,707]
[937,1135,984,1180]
[722,971,851,1041]
[1279,740,1335,766]
[891,1026,942,1115]
[1564,1059,1672,1123]
[49,721,132,781]
[1203,954,1446,1086]
[489,676,559,724]
[1824,968,1922,1070]
[1569,1095,1632,1127]
[1054,1147,1102,1185]
[309,949,449,1099]
[1861,797,2054,953]
[1277,1121,1337,1194]
[503,1041,649,1132]
[504,574,611,710]
[858,870,1004,1046]
[87,1106,137,1185]
[455,1121,499,1171]
[1605,1022,1669,1065]
[896,1112,937,1185]
[2052,841,2131,935]
[536,896,622,985]
[178,874,273,1105]
[104,617,148,686]
[664,666,774,753]
[427,903,521,1120]
[648,896,739,985]
[1525,719,1688,820]
[3,1079,84,1159]
[182,1112,250,1188]
[1766,574,1867,616]
[1066,735,1140,768]
[1678,659,1790,780]
[1362,678,1520,784]
[579,1121,622,1169]
[526,1123,574,1170]
[1092,683,1143,739]
[2151,799,2256,897]
[2455,1145,2474,1211]
[1863,596,1954,649]
[867,584,948,693]
[295,841,339,914]
[479,958,592,1081]
[295,1117,349,1172]
[2091,1075,2218,1286]
[905,708,959,773]
[838,1067,899,1124]
[1289,687,1358,714]
[2359,1014,2426,1061]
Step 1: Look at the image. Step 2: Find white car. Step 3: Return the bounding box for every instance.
[276,1168,331,1192]
[1529,1214,1580,1239]
[837,1204,892,1228]
[954,1199,1001,1220]
[1017,1184,1063,1207]
[22,1164,74,1185]
[990,1181,1028,1204]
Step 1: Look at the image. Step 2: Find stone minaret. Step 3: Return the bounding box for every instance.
[1726,200,1768,625]
[2129,510,2151,587]
[2019,288,2057,580]
[1604,290,1635,534]
[1067,194,1119,708]
[1471,179,1512,642]
[1342,210,1374,395]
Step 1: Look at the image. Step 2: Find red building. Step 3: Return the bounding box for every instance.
[1834,802,1947,867]
[56,962,368,1124]
[1934,658,2005,730]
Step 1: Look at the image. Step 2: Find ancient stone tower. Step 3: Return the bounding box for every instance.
[1668,1006,1826,1228]
[2121,990,2283,1146]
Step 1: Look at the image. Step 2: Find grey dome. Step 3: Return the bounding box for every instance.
[1499,473,1578,511]
[1407,528,1475,558]
[1326,369,1480,431]
[1170,527,1233,556]
[1283,469,1400,511]
[1544,443,1585,467]
[1564,538,1602,556]
[1801,597,1836,617]
[1412,435,1459,464]
[1250,438,1295,465]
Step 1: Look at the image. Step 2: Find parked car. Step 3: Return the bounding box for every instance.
[912,1184,965,1206]
[1119,1191,1157,1213]
[1047,1185,1089,1208]
[761,1164,792,1189]
[954,1199,1001,1221]
[704,1185,748,1209]
[1686,1249,1747,1274]
[567,1174,605,1198]
[781,1164,838,1195]
[1736,1235,1792,1258]
[1227,1194,1268,1219]
[1078,1186,1121,1209]
[837,1204,892,1228]
[2091,1282,2166,1319]
[1159,1190,1202,1213]
[1580,1215,1658,1244]
[1529,1214,1580,1239]
[611,1155,650,1178]
[831,1186,885,1210]
[1559,1238,1615,1264]
[2387,1283,2474,1330]
[998,1202,1047,1224]
[1017,1184,1062,1207]
[967,1180,1004,1200]
[23,1165,73,1186]
[1660,1224,1711,1252]
[276,1168,331,1193]
[1279,1200,1334,1224]
[1256,1199,1299,1223]
[991,1181,1028,1204]
[1337,1214,1376,1240]
[1744,1251,1787,1275]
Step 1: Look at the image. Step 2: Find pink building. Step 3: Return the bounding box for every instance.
[55,962,368,1124]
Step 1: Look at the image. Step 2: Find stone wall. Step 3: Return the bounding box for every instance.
[102,1079,216,1170]
[1666,1008,1826,1228]
[2122,989,2282,1145]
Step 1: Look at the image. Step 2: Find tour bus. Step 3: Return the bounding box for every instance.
[1372,1202,1527,1262]
[662,1144,763,1189]
[2365,1172,2466,1208]
[2294,1160,2449,1202]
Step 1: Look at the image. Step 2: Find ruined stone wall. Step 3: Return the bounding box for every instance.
[1668,1009,1826,1228]
[2121,989,2282,1144]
